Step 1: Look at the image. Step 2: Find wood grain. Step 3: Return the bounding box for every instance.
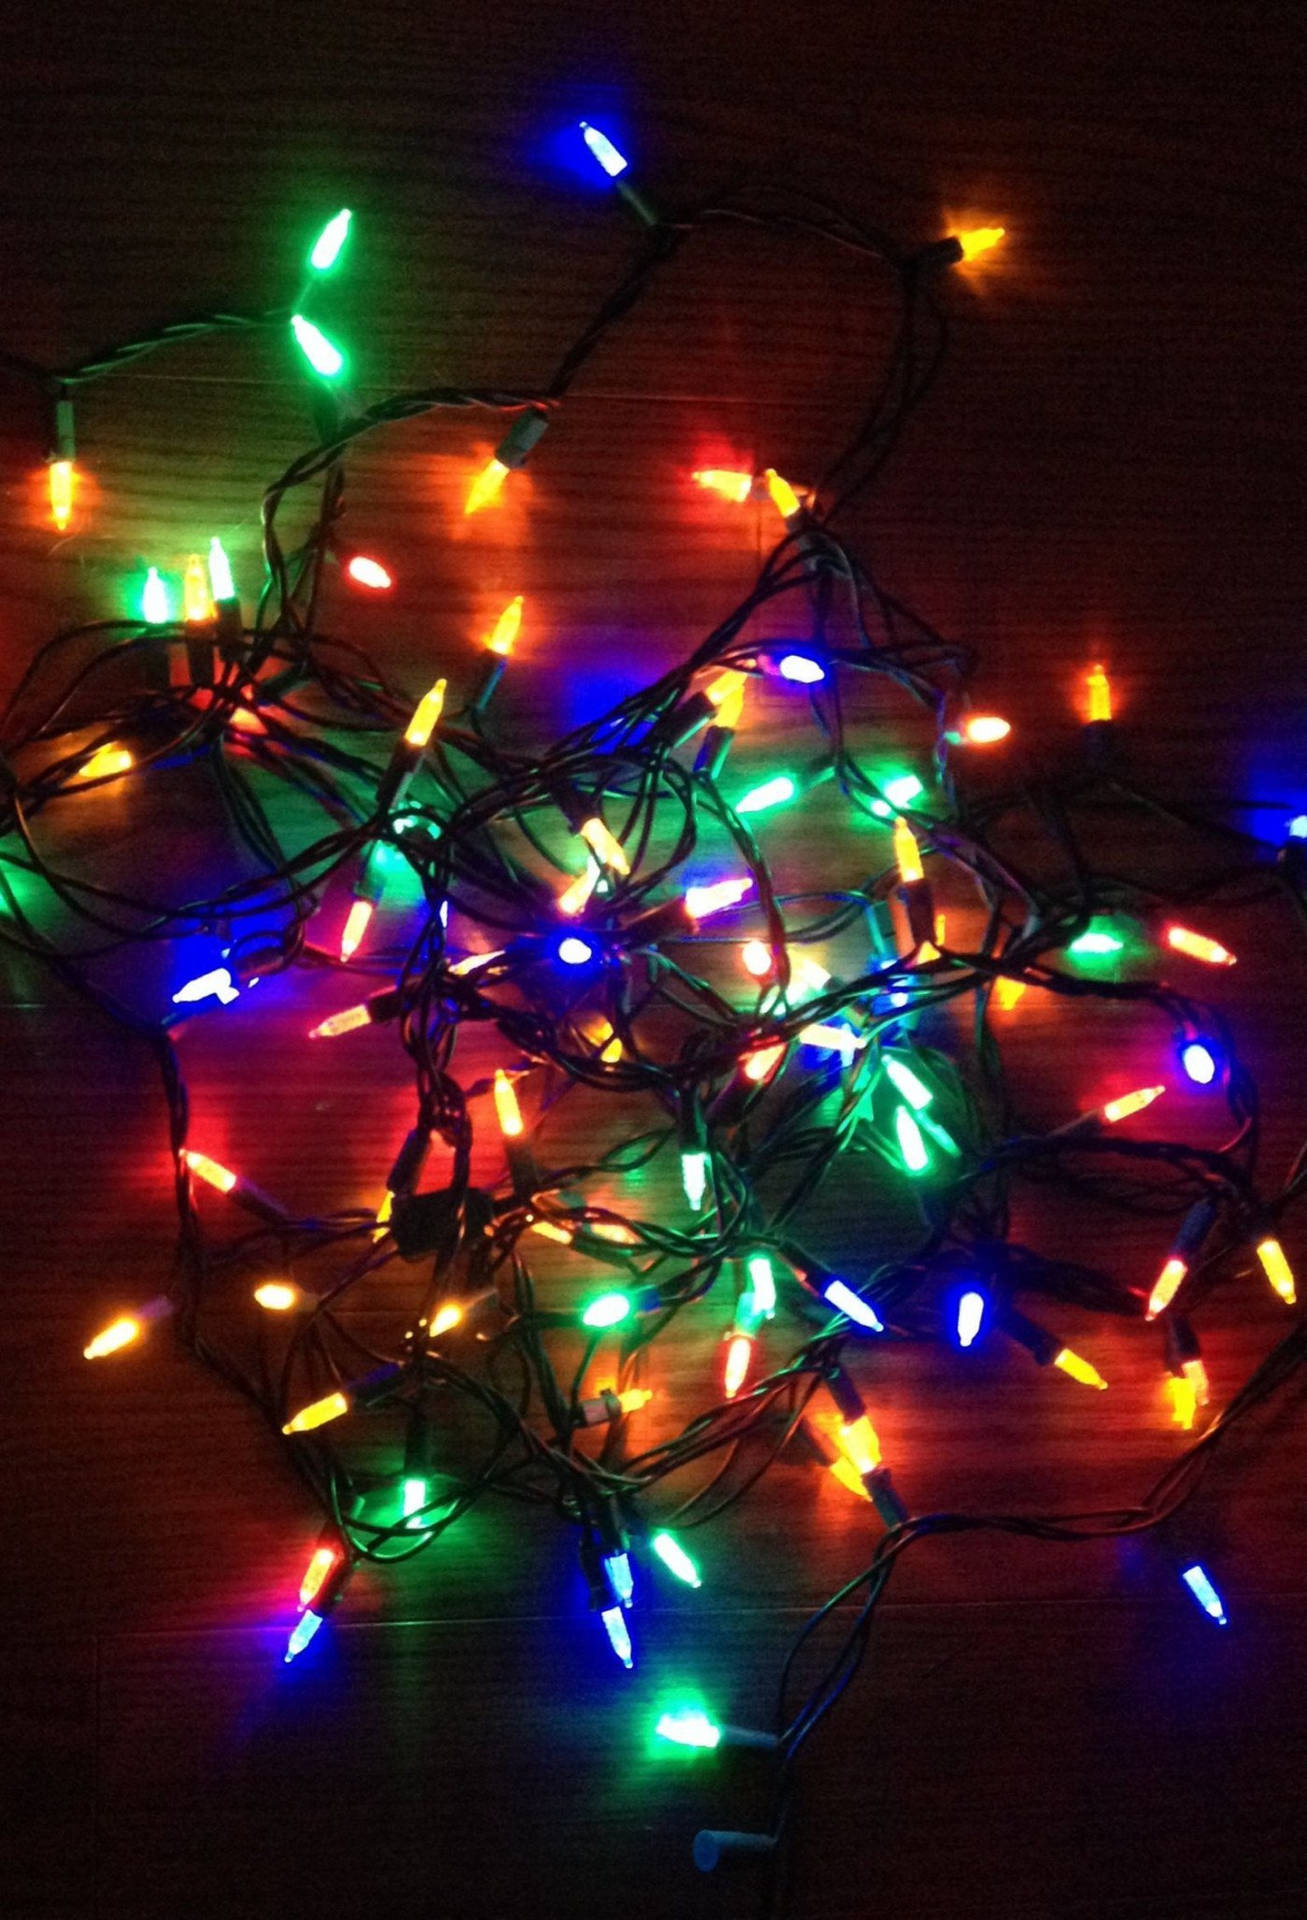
[3,2,1307,1915]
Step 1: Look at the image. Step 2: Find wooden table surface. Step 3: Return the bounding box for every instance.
[3,4,1307,1916]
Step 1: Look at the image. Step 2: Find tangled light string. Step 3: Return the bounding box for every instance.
[4,123,1305,1903]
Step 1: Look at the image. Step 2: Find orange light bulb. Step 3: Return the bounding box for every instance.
[404,678,447,749]
[1101,1085,1165,1124]
[493,1069,524,1138]
[465,457,509,515]
[691,468,753,504]
[49,458,75,531]
[956,225,1005,262]
[485,594,523,657]
[1165,925,1236,967]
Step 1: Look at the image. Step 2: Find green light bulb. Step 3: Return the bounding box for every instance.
[1068,928,1124,957]
[141,566,170,625]
[582,1291,632,1330]
[308,208,352,273]
[883,1055,932,1110]
[655,1708,721,1749]
[893,1105,930,1175]
[651,1531,702,1588]
[207,538,235,604]
[290,313,346,380]
[736,774,798,816]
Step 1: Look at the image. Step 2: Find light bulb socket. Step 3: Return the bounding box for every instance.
[693,1829,778,1873]
[493,408,549,469]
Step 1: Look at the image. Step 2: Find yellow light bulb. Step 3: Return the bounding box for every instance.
[957,225,1005,262]
[78,745,133,781]
[994,977,1027,1010]
[558,859,601,917]
[184,1149,238,1194]
[493,1068,524,1138]
[589,1019,624,1064]
[1256,1236,1296,1305]
[1086,662,1112,723]
[254,1282,300,1312]
[404,678,447,749]
[1146,1257,1188,1321]
[615,1387,652,1414]
[530,1218,575,1244]
[713,681,746,731]
[1167,1374,1197,1430]
[705,669,748,710]
[429,1301,463,1336]
[1052,1347,1108,1390]
[917,911,946,964]
[282,1390,350,1435]
[960,714,1011,745]
[740,940,772,977]
[762,468,802,520]
[485,594,523,657]
[837,1414,882,1477]
[183,554,213,624]
[691,468,753,504]
[83,1314,142,1360]
[465,457,509,515]
[892,816,924,886]
[49,458,75,531]
[578,816,630,876]
[828,1456,873,1502]
[1101,1085,1165,1125]
[373,1190,393,1241]
[309,1003,373,1040]
[1183,1357,1210,1405]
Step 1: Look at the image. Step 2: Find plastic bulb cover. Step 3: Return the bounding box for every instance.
[579,816,630,876]
[207,538,236,603]
[142,567,171,625]
[691,468,752,503]
[737,775,797,815]
[1053,1347,1109,1390]
[604,1550,635,1608]
[684,876,753,921]
[50,458,75,530]
[744,1255,777,1318]
[184,1149,238,1193]
[1146,1257,1188,1321]
[465,458,509,515]
[290,313,345,379]
[1180,1563,1228,1626]
[723,1331,754,1400]
[309,207,352,272]
[892,817,924,885]
[1165,924,1236,967]
[740,939,773,977]
[339,898,374,962]
[346,555,393,591]
[956,1290,986,1349]
[404,678,447,749]
[284,1608,327,1662]
[1256,1237,1296,1304]
[309,1003,372,1040]
[582,1291,633,1330]
[254,1282,301,1313]
[822,1279,884,1332]
[78,745,133,781]
[894,1106,930,1174]
[762,468,802,519]
[1101,1085,1165,1124]
[486,595,523,656]
[557,936,594,966]
[282,1390,350,1435]
[601,1604,634,1668]
[957,225,1005,261]
[298,1545,340,1609]
[183,555,212,624]
[1180,1041,1219,1086]
[83,1314,142,1360]
[1069,929,1124,956]
[172,966,239,1007]
[655,1709,720,1749]
[650,1531,702,1589]
[884,1055,933,1109]
[681,1149,709,1211]
[579,121,629,176]
[959,714,1011,744]
[776,653,825,684]
[1086,662,1112,723]
[838,1414,882,1476]
[493,1068,525,1138]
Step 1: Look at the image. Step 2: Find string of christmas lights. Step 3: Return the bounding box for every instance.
[4,121,1306,1908]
